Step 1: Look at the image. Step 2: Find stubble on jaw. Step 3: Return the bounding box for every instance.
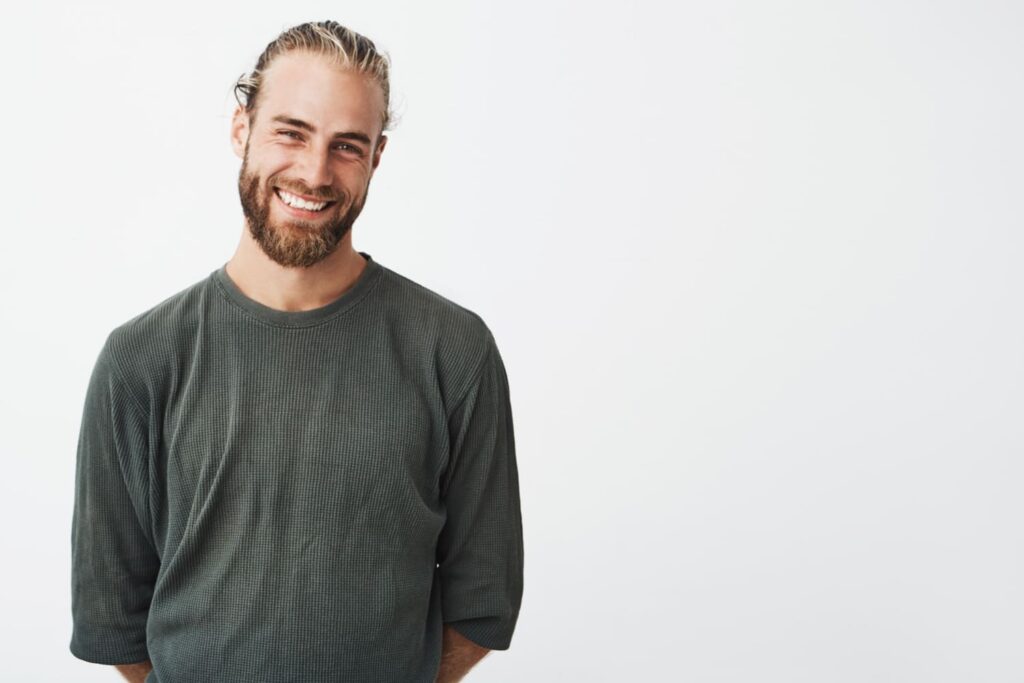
[236,154,367,269]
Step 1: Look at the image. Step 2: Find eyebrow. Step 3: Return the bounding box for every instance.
[270,115,373,147]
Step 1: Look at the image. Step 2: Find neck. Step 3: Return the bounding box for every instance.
[224,224,367,313]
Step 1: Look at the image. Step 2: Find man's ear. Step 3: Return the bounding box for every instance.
[371,134,387,172]
[230,105,250,159]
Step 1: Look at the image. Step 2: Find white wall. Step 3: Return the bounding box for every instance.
[1,1,1021,680]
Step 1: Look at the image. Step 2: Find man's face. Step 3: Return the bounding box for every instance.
[231,51,388,268]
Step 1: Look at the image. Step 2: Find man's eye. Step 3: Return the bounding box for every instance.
[279,130,302,139]
[334,143,361,154]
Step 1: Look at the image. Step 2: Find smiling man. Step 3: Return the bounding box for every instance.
[69,21,523,683]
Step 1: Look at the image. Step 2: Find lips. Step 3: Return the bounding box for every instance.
[273,187,338,214]
[276,187,337,204]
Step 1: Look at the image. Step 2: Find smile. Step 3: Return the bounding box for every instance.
[274,188,336,213]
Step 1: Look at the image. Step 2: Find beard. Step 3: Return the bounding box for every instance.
[237,153,367,268]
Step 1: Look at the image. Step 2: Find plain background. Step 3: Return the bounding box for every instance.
[1,1,1022,681]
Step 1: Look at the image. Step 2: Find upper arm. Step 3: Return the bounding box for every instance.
[70,337,160,665]
[436,332,524,650]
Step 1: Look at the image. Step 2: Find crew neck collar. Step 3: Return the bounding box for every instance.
[211,251,382,327]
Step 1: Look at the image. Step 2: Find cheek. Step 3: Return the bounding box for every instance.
[252,151,292,180]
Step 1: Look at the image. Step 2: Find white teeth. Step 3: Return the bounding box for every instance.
[277,189,329,211]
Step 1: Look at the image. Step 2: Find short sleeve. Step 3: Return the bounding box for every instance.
[436,334,524,650]
[70,337,160,664]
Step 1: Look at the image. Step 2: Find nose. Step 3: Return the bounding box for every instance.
[296,145,334,190]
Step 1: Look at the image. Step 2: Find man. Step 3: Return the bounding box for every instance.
[70,21,524,683]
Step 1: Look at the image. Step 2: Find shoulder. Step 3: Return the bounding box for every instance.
[375,262,496,351]
[101,271,213,401]
[373,261,499,406]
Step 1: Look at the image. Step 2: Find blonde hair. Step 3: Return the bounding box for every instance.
[233,20,394,136]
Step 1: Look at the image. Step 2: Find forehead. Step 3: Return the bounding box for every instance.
[257,51,385,138]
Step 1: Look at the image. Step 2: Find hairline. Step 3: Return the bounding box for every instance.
[244,51,387,142]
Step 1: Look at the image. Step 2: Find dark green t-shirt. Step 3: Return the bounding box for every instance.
[70,252,524,682]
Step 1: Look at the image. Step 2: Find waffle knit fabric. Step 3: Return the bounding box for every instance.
[70,252,524,682]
